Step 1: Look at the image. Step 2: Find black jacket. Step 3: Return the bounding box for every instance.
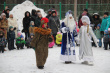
[92,15,102,29]
[46,14,51,19]
[31,9,38,27]
[7,30,15,40]
[23,11,31,32]
[48,16,60,34]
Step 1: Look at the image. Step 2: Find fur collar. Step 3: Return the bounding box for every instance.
[34,27,51,35]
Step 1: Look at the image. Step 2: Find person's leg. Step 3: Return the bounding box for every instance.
[99,39,102,47]
[25,32,28,41]
[104,42,108,50]
[21,43,24,49]
[8,41,11,50]
[12,40,15,50]
[1,46,4,53]
[53,34,57,42]
[109,41,110,49]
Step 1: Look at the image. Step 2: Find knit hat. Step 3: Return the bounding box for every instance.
[93,13,99,16]
[17,32,21,37]
[30,21,34,25]
[20,35,24,38]
[84,9,88,12]
[104,30,108,34]
[48,9,52,12]
[1,13,6,17]
[108,28,110,31]
[97,24,101,27]
[41,18,49,24]
[57,32,61,34]
[30,33,34,36]
[51,10,56,14]
[104,12,109,16]
[9,26,13,30]
[81,16,90,24]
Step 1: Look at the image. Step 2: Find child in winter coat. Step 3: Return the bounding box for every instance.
[48,36,54,48]
[31,18,53,69]
[56,32,62,46]
[94,24,102,47]
[29,21,35,34]
[25,33,34,48]
[79,16,98,66]
[103,30,109,50]
[7,26,15,50]
[0,30,6,53]
[16,35,25,50]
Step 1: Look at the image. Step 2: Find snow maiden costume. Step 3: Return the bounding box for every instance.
[78,16,98,65]
[60,13,77,64]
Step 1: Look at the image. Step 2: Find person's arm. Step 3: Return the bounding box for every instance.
[48,17,51,28]
[89,27,98,46]
[57,17,60,28]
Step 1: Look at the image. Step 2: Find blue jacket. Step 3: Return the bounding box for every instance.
[100,16,110,31]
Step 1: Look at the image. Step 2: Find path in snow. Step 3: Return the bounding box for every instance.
[0,46,110,73]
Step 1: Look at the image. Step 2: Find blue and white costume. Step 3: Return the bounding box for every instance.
[60,14,77,61]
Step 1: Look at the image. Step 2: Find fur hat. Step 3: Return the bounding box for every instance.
[104,12,109,16]
[17,32,21,37]
[81,16,90,24]
[20,35,24,38]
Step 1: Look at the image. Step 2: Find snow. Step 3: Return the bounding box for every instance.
[0,46,110,73]
[10,1,47,31]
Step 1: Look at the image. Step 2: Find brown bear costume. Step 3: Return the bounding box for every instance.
[31,18,53,69]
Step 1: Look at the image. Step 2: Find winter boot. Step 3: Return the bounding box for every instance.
[82,61,88,64]
[38,66,44,69]
[65,61,72,64]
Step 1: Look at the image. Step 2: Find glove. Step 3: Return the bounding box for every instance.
[14,27,16,30]
[65,27,70,32]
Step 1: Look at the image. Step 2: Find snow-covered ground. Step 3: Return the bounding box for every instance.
[0,45,110,73]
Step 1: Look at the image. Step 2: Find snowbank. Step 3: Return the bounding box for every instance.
[10,0,47,31]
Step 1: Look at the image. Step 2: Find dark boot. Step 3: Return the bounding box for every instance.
[65,61,72,64]
[38,66,44,69]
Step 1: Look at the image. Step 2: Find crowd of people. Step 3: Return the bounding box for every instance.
[0,5,110,69]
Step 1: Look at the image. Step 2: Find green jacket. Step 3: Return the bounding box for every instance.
[106,16,110,30]
[100,16,110,31]
[16,37,25,44]
[94,29,102,39]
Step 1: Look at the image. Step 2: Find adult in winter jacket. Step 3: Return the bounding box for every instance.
[48,10,60,41]
[22,11,31,41]
[0,13,8,39]
[100,12,110,35]
[0,30,7,53]
[78,9,92,25]
[8,14,18,38]
[7,26,15,50]
[46,9,52,19]
[31,18,53,69]
[31,9,38,27]
[92,13,102,30]
[35,13,42,27]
